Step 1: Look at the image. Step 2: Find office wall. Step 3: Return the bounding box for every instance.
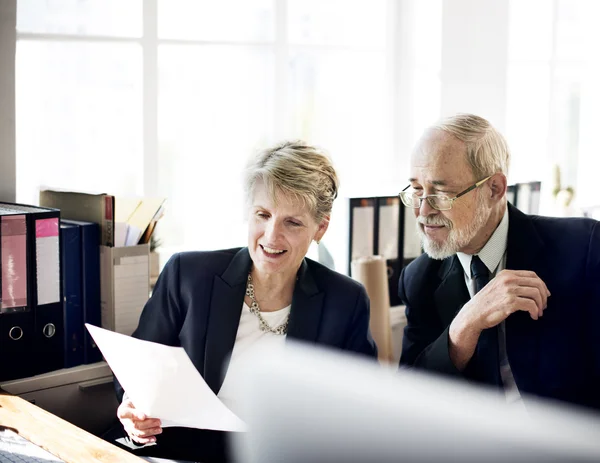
[0,0,16,202]
[440,0,510,133]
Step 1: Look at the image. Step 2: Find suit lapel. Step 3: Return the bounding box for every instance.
[203,249,251,394]
[504,204,545,395]
[434,255,470,327]
[287,260,324,343]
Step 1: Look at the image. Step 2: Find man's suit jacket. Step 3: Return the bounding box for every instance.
[399,203,600,410]
[116,247,376,401]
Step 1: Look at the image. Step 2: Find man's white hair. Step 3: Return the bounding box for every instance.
[434,114,510,178]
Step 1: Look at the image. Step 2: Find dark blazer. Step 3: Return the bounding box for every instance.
[112,247,376,461]
[399,203,600,411]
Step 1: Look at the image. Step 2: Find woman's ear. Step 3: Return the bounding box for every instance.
[314,216,330,243]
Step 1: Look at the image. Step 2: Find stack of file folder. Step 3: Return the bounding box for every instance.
[1,188,165,382]
[40,190,162,338]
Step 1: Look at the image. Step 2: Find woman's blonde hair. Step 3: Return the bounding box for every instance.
[244,140,339,223]
[435,114,510,179]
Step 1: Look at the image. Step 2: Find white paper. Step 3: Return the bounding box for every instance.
[124,224,143,246]
[114,222,128,247]
[85,324,247,432]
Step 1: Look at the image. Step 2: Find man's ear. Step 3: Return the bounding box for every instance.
[488,173,507,201]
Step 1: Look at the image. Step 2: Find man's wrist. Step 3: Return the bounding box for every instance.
[452,302,482,340]
[449,311,482,371]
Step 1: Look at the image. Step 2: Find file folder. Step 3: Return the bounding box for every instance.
[39,190,115,247]
[0,202,64,376]
[60,222,84,368]
[0,210,35,381]
[63,219,102,364]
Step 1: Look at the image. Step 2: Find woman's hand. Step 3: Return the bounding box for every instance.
[117,399,162,445]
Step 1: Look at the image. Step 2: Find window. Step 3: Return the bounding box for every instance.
[16,0,442,272]
[507,0,600,210]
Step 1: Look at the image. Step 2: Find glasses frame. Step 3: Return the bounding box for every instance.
[399,175,492,211]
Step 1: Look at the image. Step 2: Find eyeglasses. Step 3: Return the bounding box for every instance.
[399,176,492,211]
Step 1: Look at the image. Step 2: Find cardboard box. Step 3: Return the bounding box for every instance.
[100,244,149,335]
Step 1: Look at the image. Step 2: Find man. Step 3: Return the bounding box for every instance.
[398,114,600,410]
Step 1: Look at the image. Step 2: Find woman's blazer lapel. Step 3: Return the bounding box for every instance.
[203,248,251,394]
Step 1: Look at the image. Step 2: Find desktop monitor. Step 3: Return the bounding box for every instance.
[232,343,600,463]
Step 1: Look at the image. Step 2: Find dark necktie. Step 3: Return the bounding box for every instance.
[471,255,502,387]
[471,255,489,294]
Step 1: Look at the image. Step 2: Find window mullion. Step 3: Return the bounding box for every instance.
[274,0,288,140]
[143,0,159,197]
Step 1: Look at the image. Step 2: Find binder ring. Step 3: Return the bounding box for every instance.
[43,323,56,338]
[9,326,23,341]
[387,265,394,279]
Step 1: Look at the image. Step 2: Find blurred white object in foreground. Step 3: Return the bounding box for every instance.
[233,342,600,463]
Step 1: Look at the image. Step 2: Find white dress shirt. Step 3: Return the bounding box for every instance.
[456,207,522,403]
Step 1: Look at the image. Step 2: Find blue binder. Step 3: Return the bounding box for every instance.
[62,220,102,364]
[60,222,84,368]
[0,209,36,381]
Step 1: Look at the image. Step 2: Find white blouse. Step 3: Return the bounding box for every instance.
[216,301,291,417]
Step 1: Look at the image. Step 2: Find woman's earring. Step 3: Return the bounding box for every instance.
[315,239,320,245]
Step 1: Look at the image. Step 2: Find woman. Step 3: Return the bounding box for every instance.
[113,140,376,462]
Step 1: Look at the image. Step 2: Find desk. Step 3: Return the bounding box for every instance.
[1,362,118,435]
[0,394,143,462]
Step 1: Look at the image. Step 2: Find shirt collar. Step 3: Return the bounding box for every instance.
[457,206,509,277]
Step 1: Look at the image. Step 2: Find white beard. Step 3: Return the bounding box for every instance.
[416,193,489,260]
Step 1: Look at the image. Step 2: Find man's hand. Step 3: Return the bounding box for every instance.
[461,269,550,330]
[449,270,550,370]
[117,399,162,445]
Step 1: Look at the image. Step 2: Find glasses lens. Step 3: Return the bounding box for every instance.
[400,192,420,208]
[428,196,452,211]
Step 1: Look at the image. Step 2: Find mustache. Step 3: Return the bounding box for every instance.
[417,215,453,229]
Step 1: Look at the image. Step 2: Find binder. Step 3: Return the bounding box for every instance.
[60,222,84,368]
[348,198,376,275]
[376,197,403,307]
[0,210,35,381]
[402,203,422,264]
[39,190,115,247]
[349,196,422,307]
[529,181,542,214]
[516,183,532,214]
[0,202,63,377]
[506,184,517,206]
[63,219,102,364]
